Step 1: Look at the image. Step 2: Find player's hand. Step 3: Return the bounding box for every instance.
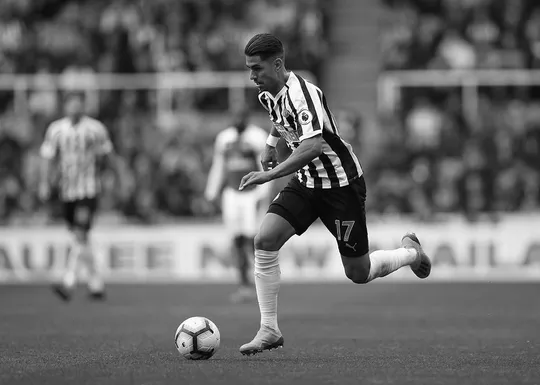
[260,145,279,171]
[239,171,271,191]
[38,183,51,202]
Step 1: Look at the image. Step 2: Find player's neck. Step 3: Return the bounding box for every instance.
[268,71,290,97]
[68,115,83,125]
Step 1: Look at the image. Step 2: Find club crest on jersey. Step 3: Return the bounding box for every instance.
[299,109,313,125]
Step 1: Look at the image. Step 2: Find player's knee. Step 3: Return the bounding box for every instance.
[254,233,269,250]
[345,266,370,284]
[343,254,370,284]
[254,232,281,251]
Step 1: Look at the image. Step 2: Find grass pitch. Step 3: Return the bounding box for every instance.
[1,282,538,385]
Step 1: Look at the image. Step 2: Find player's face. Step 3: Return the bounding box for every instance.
[246,55,279,94]
[64,96,84,118]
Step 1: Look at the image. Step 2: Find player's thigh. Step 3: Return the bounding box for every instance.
[73,198,98,237]
[62,200,77,230]
[318,176,369,259]
[258,178,318,251]
[255,213,296,251]
[238,189,261,237]
[221,188,242,235]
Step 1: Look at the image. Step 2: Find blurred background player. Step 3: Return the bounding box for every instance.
[205,106,269,303]
[39,92,123,301]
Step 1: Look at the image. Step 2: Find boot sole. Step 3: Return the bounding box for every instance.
[240,336,284,356]
[402,233,432,279]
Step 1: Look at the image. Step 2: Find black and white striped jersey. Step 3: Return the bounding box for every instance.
[40,116,113,201]
[258,71,363,189]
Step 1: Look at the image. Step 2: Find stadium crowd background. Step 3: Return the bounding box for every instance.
[0,0,329,224]
[376,0,540,221]
[0,0,539,225]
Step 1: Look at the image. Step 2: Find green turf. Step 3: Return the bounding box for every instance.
[0,283,538,385]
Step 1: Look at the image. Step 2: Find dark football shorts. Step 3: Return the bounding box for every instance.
[62,197,98,231]
[268,176,369,257]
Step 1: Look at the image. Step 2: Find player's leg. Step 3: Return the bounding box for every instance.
[239,212,294,355]
[83,233,105,300]
[234,234,251,287]
[240,179,318,355]
[52,200,81,301]
[231,188,264,302]
[319,176,431,284]
[221,188,252,301]
[78,198,104,299]
[229,233,257,303]
[341,233,430,283]
[236,189,255,290]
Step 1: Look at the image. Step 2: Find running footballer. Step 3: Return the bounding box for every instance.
[238,33,432,356]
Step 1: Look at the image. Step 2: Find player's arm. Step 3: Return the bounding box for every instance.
[102,150,131,202]
[239,135,322,190]
[96,124,126,196]
[260,124,283,171]
[204,133,226,203]
[38,124,59,201]
[269,124,280,140]
[266,134,322,180]
[102,151,124,182]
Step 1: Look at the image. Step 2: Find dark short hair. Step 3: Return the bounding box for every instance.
[244,33,284,60]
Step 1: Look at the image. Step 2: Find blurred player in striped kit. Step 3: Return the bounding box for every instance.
[39,92,123,301]
[205,106,269,303]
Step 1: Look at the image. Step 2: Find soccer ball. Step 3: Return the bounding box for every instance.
[174,316,220,360]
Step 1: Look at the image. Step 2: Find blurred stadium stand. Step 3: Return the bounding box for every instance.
[376,0,540,222]
[0,0,539,226]
[0,0,330,225]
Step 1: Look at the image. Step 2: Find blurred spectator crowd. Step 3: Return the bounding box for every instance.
[4,0,538,225]
[376,0,540,220]
[0,0,326,74]
[369,88,540,221]
[0,0,328,225]
[382,0,540,70]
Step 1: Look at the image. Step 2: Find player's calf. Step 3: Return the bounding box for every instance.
[342,242,423,283]
[233,235,251,287]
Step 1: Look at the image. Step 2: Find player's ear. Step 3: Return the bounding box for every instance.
[273,57,283,72]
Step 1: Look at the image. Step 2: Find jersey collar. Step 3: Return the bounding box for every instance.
[261,72,296,102]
